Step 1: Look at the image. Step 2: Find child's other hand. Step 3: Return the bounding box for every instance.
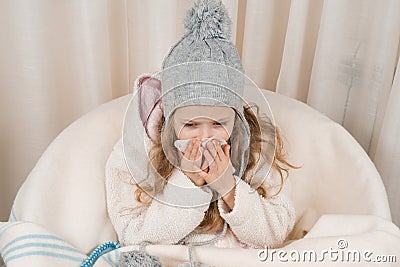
[179,138,235,197]
[201,140,235,196]
[179,138,206,186]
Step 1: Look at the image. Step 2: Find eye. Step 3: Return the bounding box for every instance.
[213,122,225,126]
[184,123,196,127]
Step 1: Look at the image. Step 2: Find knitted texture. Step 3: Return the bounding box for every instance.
[119,250,161,267]
[184,0,232,40]
[160,0,246,126]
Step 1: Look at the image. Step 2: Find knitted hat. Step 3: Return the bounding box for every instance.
[160,0,251,178]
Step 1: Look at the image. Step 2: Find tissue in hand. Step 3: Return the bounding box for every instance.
[174,137,227,152]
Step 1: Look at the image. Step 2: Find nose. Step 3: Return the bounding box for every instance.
[198,125,213,140]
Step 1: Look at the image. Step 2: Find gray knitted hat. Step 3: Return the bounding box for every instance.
[160,0,251,178]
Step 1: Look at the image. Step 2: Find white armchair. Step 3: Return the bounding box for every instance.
[1,90,398,267]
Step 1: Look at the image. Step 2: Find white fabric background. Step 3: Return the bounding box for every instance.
[0,0,399,227]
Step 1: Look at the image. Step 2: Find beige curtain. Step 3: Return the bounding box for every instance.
[1,0,399,227]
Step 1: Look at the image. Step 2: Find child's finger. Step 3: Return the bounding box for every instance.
[197,146,203,161]
[190,139,200,160]
[183,139,194,158]
[208,153,218,173]
[223,144,230,158]
[213,140,225,162]
[203,149,216,169]
[206,140,217,159]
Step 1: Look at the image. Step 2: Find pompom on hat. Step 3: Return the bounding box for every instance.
[183,0,233,40]
[160,0,251,178]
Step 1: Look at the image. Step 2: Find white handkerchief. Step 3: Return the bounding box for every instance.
[174,136,227,152]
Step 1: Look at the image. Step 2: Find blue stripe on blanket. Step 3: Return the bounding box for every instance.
[103,253,114,266]
[114,249,119,265]
[5,251,84,263]
[1,234,63,252]
[93,249,120,266]
[3,242,82,259]
[0,225,86,265]
[100,249,119,266]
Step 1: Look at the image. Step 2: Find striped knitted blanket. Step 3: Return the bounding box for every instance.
[0,217,120,267]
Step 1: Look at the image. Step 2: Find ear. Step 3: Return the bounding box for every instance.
[135,73,163,144]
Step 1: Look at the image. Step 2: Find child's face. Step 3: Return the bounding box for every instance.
[173,106,235,141]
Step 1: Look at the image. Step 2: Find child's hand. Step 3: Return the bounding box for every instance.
[200,140,235,196]
[179,139,235,197]
[179,138,206,186]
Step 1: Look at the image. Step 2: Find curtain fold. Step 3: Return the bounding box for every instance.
[0,0,129,221]
[276,0,323,101]
[374,54,400,226]
[241,0,291,90]
[1,0,399,227]
[307,0,400,156]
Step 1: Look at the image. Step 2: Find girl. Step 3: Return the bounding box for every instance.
[106,0,296,253]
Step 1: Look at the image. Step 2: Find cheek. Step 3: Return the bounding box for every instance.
[226,122,235,136]
[176,127,193,140]
[174,123,186,139]
[219,126,233,140]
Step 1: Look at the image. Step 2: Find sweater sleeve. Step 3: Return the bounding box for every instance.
[217,169,296,249]
[105,138,213,245]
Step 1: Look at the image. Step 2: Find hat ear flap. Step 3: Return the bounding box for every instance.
[135,74,163,144]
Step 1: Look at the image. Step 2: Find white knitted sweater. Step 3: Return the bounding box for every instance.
[105,138,295,249]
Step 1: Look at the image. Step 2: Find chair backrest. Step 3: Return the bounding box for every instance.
[12,96,129,253]
[262,91,390,238]
[11,90,391,252]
